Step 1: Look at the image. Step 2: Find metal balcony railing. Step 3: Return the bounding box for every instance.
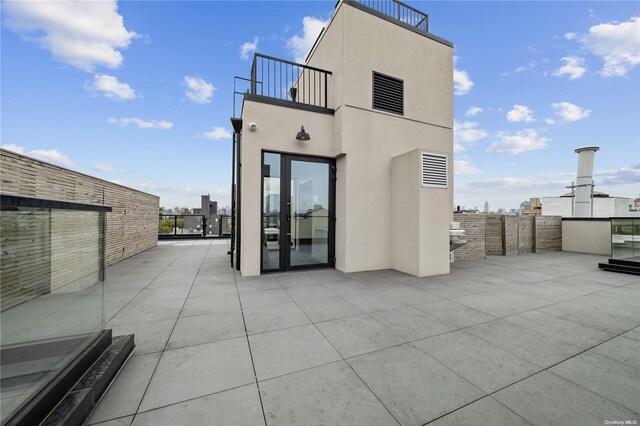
[351,0,429,32]
[249,53,332,109]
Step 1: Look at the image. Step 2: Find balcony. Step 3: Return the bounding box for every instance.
[234,53,333,117]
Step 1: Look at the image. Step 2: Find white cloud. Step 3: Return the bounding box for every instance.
[454,159,482,176]
[184,76,215,104]
[582,16,640,77]
[466,106,484,117]
[553,56,587,80]
[454,143,466,154]
[453,69,474,95]
[108,117,173,129]
[3,0,137,72]
[88,74,136,100]
[486,129,549,155]
[564,32,577,40]
[595,163,640,185]
[202,126,231,140]
[286,16,329,63]
[91,163,114,173]
[551,101,591,122]
[500,61,536,77]
[1,144,25,153]
[545,118,556,125]
[454,121,488,144]
[1,144,74,167]
[240,37,258,60]
[506,105,536,123]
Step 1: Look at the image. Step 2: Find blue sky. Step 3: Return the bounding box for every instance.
[2,1,639,211]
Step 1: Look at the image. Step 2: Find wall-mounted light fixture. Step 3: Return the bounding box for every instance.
[289,87,297,102]
[296,126,310,141]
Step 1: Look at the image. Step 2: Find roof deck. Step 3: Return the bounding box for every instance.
[89,240,639,425]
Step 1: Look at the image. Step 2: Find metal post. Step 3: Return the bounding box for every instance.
[251,56,257,94]
[202,216,207,238]
[324,73,328,108]
[571,181,574,218]
[230,133,236,266]
[174,215,177,236]
[590,179,594,218]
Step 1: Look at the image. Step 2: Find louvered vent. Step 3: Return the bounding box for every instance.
[372,72,404,115]
[421,153,448,188]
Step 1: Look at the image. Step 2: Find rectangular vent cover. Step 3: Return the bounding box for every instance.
[421,153,448,188]
[373,72,404,115]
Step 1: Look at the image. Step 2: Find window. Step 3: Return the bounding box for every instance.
[372,71,404,115]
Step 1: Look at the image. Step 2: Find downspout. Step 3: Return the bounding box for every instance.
[230,118,243,271]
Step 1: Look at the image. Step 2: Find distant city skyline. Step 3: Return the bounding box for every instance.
[2,1,638,210]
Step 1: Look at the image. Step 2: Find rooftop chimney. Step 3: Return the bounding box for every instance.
[573,146,599,217]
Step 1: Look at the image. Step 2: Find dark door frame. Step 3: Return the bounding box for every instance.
[261,151,336,273]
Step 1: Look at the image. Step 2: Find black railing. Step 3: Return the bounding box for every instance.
[352,0,428,32]
[159,214,231,238]
[249,53,332,109]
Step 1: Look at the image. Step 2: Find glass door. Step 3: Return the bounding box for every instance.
[261,152,335,272]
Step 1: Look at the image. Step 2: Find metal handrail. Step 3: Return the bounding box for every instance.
[350,0,429,32]
[248,52,332,109]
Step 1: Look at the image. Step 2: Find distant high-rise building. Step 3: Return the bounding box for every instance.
[484,200,489,214]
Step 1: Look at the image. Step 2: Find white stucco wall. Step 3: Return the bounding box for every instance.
[542,197,640,218]
[562,220,611,255]
[238,1,453,276]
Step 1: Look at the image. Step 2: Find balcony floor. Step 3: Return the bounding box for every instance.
[88,240,640,425]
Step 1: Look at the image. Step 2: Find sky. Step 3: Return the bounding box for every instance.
[2,1,639,211]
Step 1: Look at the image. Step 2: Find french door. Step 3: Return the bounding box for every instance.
[262,152,335,272]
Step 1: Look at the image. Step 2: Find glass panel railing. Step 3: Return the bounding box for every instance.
[0,198,106,424]
[159,214,204,236]
[611,218,640,261]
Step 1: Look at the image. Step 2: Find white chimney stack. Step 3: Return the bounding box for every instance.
[574,146,599,217]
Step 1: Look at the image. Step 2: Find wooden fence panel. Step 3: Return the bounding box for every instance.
[0,148,159,266]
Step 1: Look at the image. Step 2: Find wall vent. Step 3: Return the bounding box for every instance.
[372,72,404,115]
[421,153,448,188]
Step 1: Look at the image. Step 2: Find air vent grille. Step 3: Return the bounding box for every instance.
[373,72,403,115]
[421,153,448,188]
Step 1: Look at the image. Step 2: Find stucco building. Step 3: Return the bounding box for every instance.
[231,0,454,277]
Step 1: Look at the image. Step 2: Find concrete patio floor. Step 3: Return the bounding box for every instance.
[88,240,640,426]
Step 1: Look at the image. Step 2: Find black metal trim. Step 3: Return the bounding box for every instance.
[244,94,335,115]
[236,132,242,271]
[343,0,453,48]
[260,152,336,273]
[5,330,112,426]
[562,217,638,221]
[254,53,332,74]
[0,194,112,212]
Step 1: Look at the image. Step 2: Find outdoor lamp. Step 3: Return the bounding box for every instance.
[289,87,297,102]
[296,126,310,141]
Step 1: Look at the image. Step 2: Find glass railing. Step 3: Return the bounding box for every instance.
[611,218,640,261]
[0,195,107,424]
[159,214,231,237]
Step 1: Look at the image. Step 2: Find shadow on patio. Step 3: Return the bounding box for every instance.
[89,240,639,426]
